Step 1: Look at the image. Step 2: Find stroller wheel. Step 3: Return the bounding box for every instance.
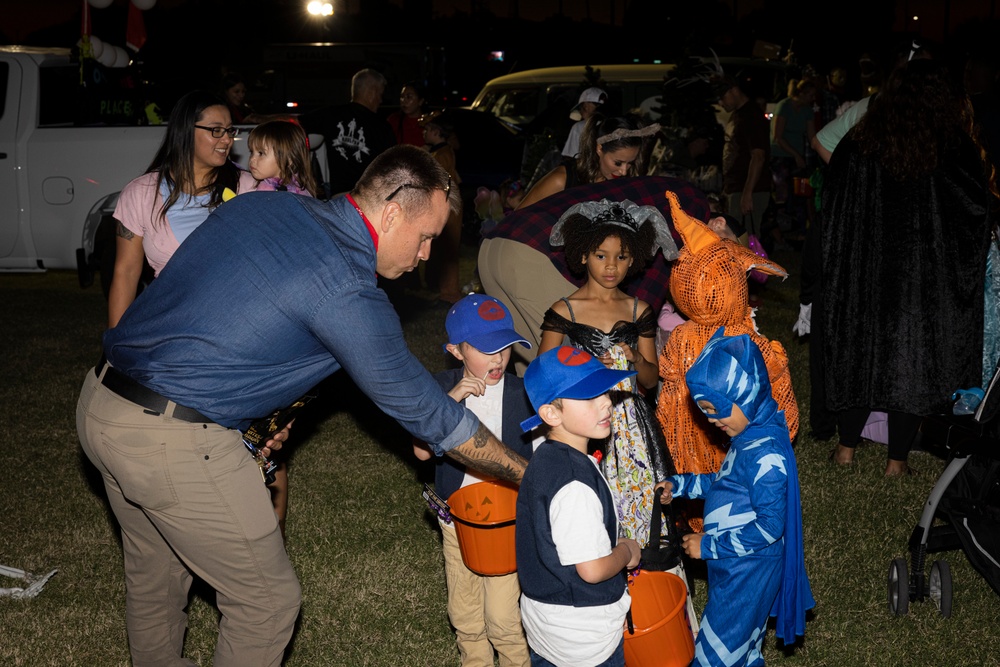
[929,560,953,618]
[888,558,910,616]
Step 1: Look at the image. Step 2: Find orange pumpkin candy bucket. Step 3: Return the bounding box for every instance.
[624,487,696,666]
[624,571,695,667]
[447,481,519,576]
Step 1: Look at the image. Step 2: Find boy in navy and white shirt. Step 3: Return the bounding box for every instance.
[516,346,641,667]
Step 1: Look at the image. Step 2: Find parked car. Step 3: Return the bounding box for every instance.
[470,64,674,131]
[470,59,789,185]
[470,59,788,130]
[0,46,166,285]
[0,46,297,294]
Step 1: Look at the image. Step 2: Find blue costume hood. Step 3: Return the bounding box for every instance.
[687,328,815,642]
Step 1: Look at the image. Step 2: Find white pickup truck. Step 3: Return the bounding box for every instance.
[0,46,261,292]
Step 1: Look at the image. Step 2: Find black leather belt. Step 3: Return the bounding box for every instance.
[95,356,213,424]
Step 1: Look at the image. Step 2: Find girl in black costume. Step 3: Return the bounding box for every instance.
[538,199,675,545]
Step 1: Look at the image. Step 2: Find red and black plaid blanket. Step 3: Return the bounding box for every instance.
[483,176,710,313]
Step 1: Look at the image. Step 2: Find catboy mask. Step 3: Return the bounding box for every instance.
[521,346,635,432]
[445,295,531,355]
[685,328,775,424]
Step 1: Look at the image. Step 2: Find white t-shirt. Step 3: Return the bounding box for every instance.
[562,120,587,157]
[460,377,544,488]
[520,457,631,666]
[460,377,506,488]
[815,95,871,154]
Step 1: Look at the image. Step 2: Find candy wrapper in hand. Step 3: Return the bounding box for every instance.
[242,394,316,484]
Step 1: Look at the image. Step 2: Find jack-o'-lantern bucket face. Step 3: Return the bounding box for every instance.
[447,481,519,575]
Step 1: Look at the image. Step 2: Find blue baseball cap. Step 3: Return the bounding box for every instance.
[445,295,531,355]
[521,346,635,432]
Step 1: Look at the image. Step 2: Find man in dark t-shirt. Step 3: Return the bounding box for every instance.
[300,69,397,196]
[716,77,771,239]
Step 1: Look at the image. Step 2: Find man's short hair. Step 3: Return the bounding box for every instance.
[351,68,387,100]
[353,145,461,217]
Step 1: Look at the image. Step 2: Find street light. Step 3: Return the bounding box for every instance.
[307,1,333,16]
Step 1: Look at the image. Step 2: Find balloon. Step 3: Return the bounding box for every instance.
[88,0,114,8]
[88,35,104,59]
[112,46,130,68]
[77,36,105,59]
[97,44,117,67]
[131,0,157,9]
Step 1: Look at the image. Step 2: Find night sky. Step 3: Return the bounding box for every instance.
[9,0,1000,44]
[7,0,1000,113]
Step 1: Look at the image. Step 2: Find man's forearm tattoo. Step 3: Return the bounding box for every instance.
[446,422,527,483]
[472,422,490,449]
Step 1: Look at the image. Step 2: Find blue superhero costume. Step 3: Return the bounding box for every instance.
[670,329,814,666]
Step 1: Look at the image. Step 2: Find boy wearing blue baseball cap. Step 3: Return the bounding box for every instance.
[515,346,641,667]
[413,294,535,666]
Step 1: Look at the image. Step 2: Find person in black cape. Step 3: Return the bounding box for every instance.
[822,59,997,476]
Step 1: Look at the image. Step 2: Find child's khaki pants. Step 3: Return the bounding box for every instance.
[441,521,530,667]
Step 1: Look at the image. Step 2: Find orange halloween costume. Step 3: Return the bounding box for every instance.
[655,192,799,485]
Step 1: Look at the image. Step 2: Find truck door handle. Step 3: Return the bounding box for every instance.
[0,153,6,159]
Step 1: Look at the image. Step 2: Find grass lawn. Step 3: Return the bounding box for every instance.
[0,244,996,666]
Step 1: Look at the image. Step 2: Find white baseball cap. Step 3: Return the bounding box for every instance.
[569,87,607,120]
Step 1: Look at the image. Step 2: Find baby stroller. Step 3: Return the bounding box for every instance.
[887,369,1000,617]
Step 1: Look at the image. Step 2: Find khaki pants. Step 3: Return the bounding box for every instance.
[478,237,574,374]
[76,367,301,666]
[442,522,530,667]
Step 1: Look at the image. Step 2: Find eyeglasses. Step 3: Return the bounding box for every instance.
[194,125,240,139]
[385,175,451,202]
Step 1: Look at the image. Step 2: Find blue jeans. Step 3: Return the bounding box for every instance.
[529,638,624,667]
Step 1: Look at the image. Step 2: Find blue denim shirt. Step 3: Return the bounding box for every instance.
[104,192,478,454]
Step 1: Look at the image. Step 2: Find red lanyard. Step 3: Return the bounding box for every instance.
[346,194,378,251]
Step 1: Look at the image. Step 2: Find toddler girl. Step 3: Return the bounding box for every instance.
[246,119,317,535]
[247,120,317,196]
[538,199,675,546]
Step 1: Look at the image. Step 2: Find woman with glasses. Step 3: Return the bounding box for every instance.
[106,91,278,533]
[108,91,256,328]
